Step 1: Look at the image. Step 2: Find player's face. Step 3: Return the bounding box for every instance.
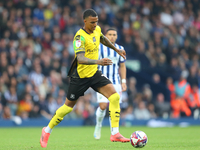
[106,30,117,44]
[84,16,98,33]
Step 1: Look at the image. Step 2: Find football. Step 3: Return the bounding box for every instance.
[130,131,148,148]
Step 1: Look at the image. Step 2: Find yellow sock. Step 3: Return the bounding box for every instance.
[48,104,73,129]
[108,93,120,128]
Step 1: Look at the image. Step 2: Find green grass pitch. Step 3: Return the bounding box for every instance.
[0,126,200,150]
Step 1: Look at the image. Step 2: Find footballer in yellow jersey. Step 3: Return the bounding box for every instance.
[40,9,129,149]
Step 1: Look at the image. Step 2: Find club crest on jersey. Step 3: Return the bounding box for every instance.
[75,35,80,40]
[93,37,96,42]
[70,94,75,99]
[76,40,81,47]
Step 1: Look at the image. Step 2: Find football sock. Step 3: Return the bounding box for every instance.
[109,116,119,135]
[111,127,119,135]
[48,104,73,129]
[108,93,120,128]
[96,107,106,127]
[45,126,52,133]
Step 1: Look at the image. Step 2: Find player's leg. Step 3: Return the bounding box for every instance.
[97,84,120,133]
[94,84,123,140]
[40,98,76,148]
[97,84,130,142]
[46,99,76,132]
[108,84,122,134]
[94,93,108,139]
[40,77,90,148]
[91,71,117,138]
[96,103,107,127]
[91,71,129,142]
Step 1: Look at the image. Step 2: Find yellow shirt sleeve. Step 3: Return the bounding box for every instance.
[73,35,86,53]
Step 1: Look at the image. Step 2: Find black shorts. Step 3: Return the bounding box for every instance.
[66,70,111,101]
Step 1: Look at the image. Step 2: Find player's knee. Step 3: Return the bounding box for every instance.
[109,93,120,104]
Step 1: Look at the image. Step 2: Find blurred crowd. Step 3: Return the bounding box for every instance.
[1,0,200,123]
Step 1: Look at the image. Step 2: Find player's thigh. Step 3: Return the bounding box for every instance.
[96,84,122,103]
[91,70,116,98]
[97,83,117,99]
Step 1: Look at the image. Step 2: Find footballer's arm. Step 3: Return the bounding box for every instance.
[100,35,126,59]
[77,52,112,66]
[100,35,116,50]
[119,62,127,91]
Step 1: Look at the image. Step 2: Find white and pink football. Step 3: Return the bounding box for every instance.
[130,131,148,148]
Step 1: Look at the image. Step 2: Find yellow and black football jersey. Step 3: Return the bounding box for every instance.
[68,25,103,78]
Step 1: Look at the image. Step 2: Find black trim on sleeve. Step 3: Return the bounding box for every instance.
[76,51,85,54]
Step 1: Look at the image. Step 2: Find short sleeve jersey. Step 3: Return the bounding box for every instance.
[68,25,103,78]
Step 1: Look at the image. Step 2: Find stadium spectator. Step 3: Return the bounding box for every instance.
[154,93,170,118]
[174,71,191,107]
[142,84,152,104]
[121,105,134,121]
[38,94,51,120]
[127,77,137,105]
[187,66,198,87]
[134,101,151,120]
[2,106,11,119]
[41,56,52,76]
[17,93,33,119]
[170,96,191,118]
[38,77,50,99]
[47,95,57,116]
[189,85,200,113]
[29,103,41,118]
[147,103,157,119]
[4,86,18,116]
[28,65,44,87]
[152,73,161,84]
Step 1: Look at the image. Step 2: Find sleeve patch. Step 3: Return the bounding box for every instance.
[76,40,81,47]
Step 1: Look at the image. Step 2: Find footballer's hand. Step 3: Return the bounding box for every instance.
[97,58,113,66]
[121,83,127,92]
[116,49,126,60]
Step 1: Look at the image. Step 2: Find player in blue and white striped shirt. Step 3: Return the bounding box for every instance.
[94,28,127,140]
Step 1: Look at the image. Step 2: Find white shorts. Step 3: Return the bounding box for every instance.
[96,84,122,103]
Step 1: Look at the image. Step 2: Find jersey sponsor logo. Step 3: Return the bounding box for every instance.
[86,46,98,53]
[76,40,81,47]
[70,94,75,99]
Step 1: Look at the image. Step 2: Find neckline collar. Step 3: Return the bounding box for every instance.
[82,28,93,35]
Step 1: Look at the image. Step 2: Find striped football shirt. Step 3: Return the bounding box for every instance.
[98,43,125,85]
